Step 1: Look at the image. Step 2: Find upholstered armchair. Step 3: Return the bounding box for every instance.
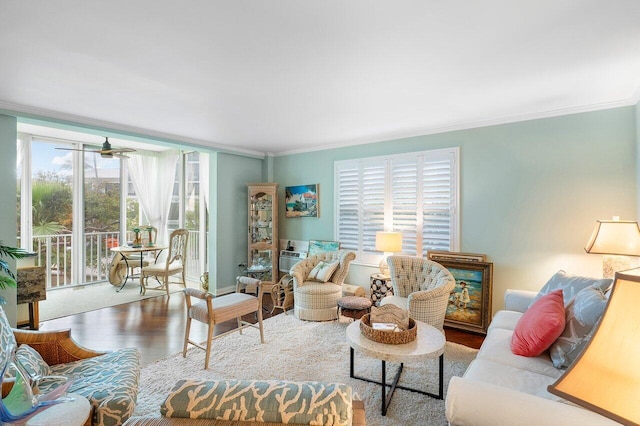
[291,250,356,321]
[380,256,455,332]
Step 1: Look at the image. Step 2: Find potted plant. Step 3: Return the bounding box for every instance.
[0,242,30,305]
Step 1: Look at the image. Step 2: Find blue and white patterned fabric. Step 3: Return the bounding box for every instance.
[161,379,354,426]
[38,348,140,426]
[0,305,140,426]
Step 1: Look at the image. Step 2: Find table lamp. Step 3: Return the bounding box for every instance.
[375,231,402,276]
[548,269,640,424]
[584,217,640,278]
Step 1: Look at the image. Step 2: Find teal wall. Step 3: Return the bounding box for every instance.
[274,107,638,313]
[0,115,18,324]
[210,152,264,294]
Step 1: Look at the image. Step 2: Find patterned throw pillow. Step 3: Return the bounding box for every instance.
[550,284,608,368]
[530,270,612,307]
[162,379,353,426]
[15,344,52,378]
[307,260,340,283]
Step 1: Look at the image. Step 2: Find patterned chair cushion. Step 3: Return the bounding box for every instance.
[161,379,353,426]
[39,348,141,426]
[15,344,52,378]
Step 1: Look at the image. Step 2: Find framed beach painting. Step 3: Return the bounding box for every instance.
[440,260,493,334]
[285,184,319,218]
[308,240,340,256]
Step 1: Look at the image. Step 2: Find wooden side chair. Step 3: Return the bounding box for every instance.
[183,277,265,369]
[140,228,188,296]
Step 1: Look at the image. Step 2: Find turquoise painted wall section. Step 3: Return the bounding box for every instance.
[0,115,18,324]
[274,107,637,313]
[212,152,264,293]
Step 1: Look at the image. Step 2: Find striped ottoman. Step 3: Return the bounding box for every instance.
[337,296,372,320]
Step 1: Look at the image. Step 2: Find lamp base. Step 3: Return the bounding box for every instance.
[602,255,640,279]
[379,254,390,276]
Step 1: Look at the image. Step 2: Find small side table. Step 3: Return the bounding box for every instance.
[370,273,393,306]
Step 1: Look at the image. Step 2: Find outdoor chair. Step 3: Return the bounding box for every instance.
[380,255,455,333]
[141,228,188,296]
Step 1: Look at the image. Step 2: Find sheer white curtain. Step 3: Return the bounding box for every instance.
[127,150,179,245]
[200,153,209,209]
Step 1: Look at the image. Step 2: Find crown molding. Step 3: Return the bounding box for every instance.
[0,101,266,159]
[274,98,638,157]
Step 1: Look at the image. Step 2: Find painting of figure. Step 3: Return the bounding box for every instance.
[440,260,493,334]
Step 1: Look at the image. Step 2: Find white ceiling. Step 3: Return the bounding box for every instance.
[1,1,639,156]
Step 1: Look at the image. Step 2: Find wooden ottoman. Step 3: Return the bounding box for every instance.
[337,296,372,320]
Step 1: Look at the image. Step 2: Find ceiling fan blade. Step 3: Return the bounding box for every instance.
[55,146,103,152]
[112,148,136,153]
[55,147,86,152]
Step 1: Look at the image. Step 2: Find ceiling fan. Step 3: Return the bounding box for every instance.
[55,137,136,158]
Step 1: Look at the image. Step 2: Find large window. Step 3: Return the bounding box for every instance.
[334,147,459,264]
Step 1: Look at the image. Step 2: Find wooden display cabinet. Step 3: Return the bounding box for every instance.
[247,183,279,292]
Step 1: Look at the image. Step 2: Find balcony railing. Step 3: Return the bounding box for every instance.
[23,230,204,290]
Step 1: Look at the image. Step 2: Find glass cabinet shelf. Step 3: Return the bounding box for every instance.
[247,183,278,290]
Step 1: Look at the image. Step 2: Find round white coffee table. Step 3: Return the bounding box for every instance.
[346,319,446,416]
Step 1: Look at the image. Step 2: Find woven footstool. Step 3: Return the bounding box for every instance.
[337,296,372,320]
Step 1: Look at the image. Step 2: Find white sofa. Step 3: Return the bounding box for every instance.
[445,289,617,426]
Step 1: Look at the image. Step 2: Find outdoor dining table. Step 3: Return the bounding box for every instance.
[109,245,168,292]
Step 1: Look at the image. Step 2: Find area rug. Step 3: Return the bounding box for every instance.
[134,314,478,426]
[40,281,187,321]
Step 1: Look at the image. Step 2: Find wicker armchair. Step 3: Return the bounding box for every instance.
[291,250,356,321]
[380,256,455,332]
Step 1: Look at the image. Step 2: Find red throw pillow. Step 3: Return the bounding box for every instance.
[511,289,565,357]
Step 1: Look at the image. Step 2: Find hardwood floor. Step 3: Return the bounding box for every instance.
[40,292,484,366]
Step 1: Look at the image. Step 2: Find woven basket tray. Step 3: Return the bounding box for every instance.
[359,314,417,345]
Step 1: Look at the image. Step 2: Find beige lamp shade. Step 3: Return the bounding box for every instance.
[548,269,640,425]
[376,232,403,276]
[584,220,640,256]
[375,232,403,253]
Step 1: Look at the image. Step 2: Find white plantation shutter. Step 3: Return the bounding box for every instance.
[335,148,458,263]
[361,162,385,258]
[422,156,454,255]
[391,159,419,255]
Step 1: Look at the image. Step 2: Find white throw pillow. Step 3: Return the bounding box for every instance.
[530,270,612,307]
[307,261,339,283]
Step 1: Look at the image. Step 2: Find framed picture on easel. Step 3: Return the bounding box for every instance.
[438,259,493,334]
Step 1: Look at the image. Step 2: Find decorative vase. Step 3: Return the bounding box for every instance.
[200,272,209,291]
[133,231,141,247]
[145,226,155,246]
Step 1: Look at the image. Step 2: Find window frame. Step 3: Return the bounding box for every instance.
[334,147,460,265]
